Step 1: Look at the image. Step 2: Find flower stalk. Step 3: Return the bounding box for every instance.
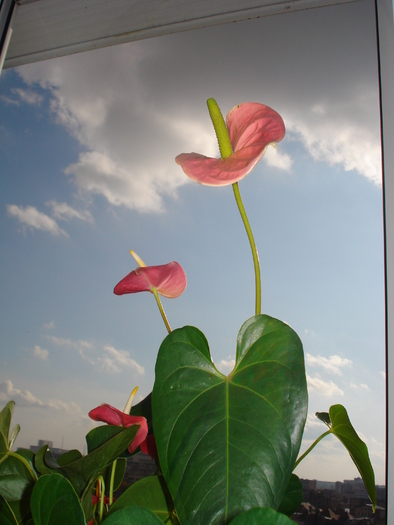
[129,250,172,333]
[232,182,261,315]
[207,98,261,315]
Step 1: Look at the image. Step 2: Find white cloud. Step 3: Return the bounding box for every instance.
[14,2,380,215]
[45,336,94,362]
[46,200,94,223]
[64,151,166,213]
[98,346,145,375]
[0,379,80,414]
[33,345,49,361]
[0,88,43,106]
[350,382,370,392]
[305,353,352,375]
[12,88,43,106]
[7,204,68,237]
[45,336,144,375]
[307,374,344,397]
[16,43,191,213]
[216,356,235,374]
[43,320,55,330]
[0,95,19,106]
[286,92,381,185]
[264,145,293,171]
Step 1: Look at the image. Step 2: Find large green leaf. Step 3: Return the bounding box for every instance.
[228,507,295,525]
[86,425,134,459]
[102,506,163,525]
[316,404,376,509]
[80,474,98,523]
[34,425,139,496]
[86,426,124,454]
[108,475,179,524]
[30,474,85,525]
[0,402,14,445]
[0,452,35,523]
[0,402,15,460]
[0,494,19,525]
[152,315,308,525]
[130,393,152,426]
[0,431,9,461]
[277,474,303,517]
[56,449,83,466]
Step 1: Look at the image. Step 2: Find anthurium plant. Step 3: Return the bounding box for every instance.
[0,99,376,525]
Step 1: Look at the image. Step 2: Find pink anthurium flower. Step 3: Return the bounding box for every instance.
[175,102,285,186]
[139,433,158,460]
[92,494,114,505]
[88,404,148,454]
[114,260,187,299]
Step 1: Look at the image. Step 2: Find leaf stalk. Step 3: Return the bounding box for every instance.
[293,430,332,470]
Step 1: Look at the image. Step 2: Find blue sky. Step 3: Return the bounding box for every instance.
[0,0,386,484]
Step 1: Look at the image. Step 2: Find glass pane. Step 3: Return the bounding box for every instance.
[0,0,385,510]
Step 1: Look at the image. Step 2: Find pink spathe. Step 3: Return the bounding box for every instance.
[176,102,285,186]
[88,403,148,454]
[113,261,186,298]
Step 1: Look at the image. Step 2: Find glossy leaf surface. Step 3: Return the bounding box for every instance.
[0,402,14,445]
[130,393,152,432]
[103,506,163,524]
[317,405,376,509]
[277,474,303,516]
[30,474,85,525]
[0,494,19,525]
[0,452,35,523]
[152,315,307,525]
[108,475,178,524]
[228,507,295,525]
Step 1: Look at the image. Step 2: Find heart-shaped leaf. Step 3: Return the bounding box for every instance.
[228,507,295,524]
[316,405,376,509]
[35,425,139,496]
[277,474,303,516]
[130,393,152,426]
[0,451,36,523]
[30,473,85,525]
[108,475,179,524]
[152,315,307,525]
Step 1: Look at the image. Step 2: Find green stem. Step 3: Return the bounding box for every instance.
[98,476,105,524]
[152,288,171,333]
[130,251,172,334]
[109,460,117,506]
[8,451,38,482]
[232,182,261,315]
[293,430,332,470]
[207,98,261,315]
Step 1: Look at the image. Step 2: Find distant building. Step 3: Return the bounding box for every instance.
[294,477,386,525]
[29,439,69,459]
[116,453,157,495]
